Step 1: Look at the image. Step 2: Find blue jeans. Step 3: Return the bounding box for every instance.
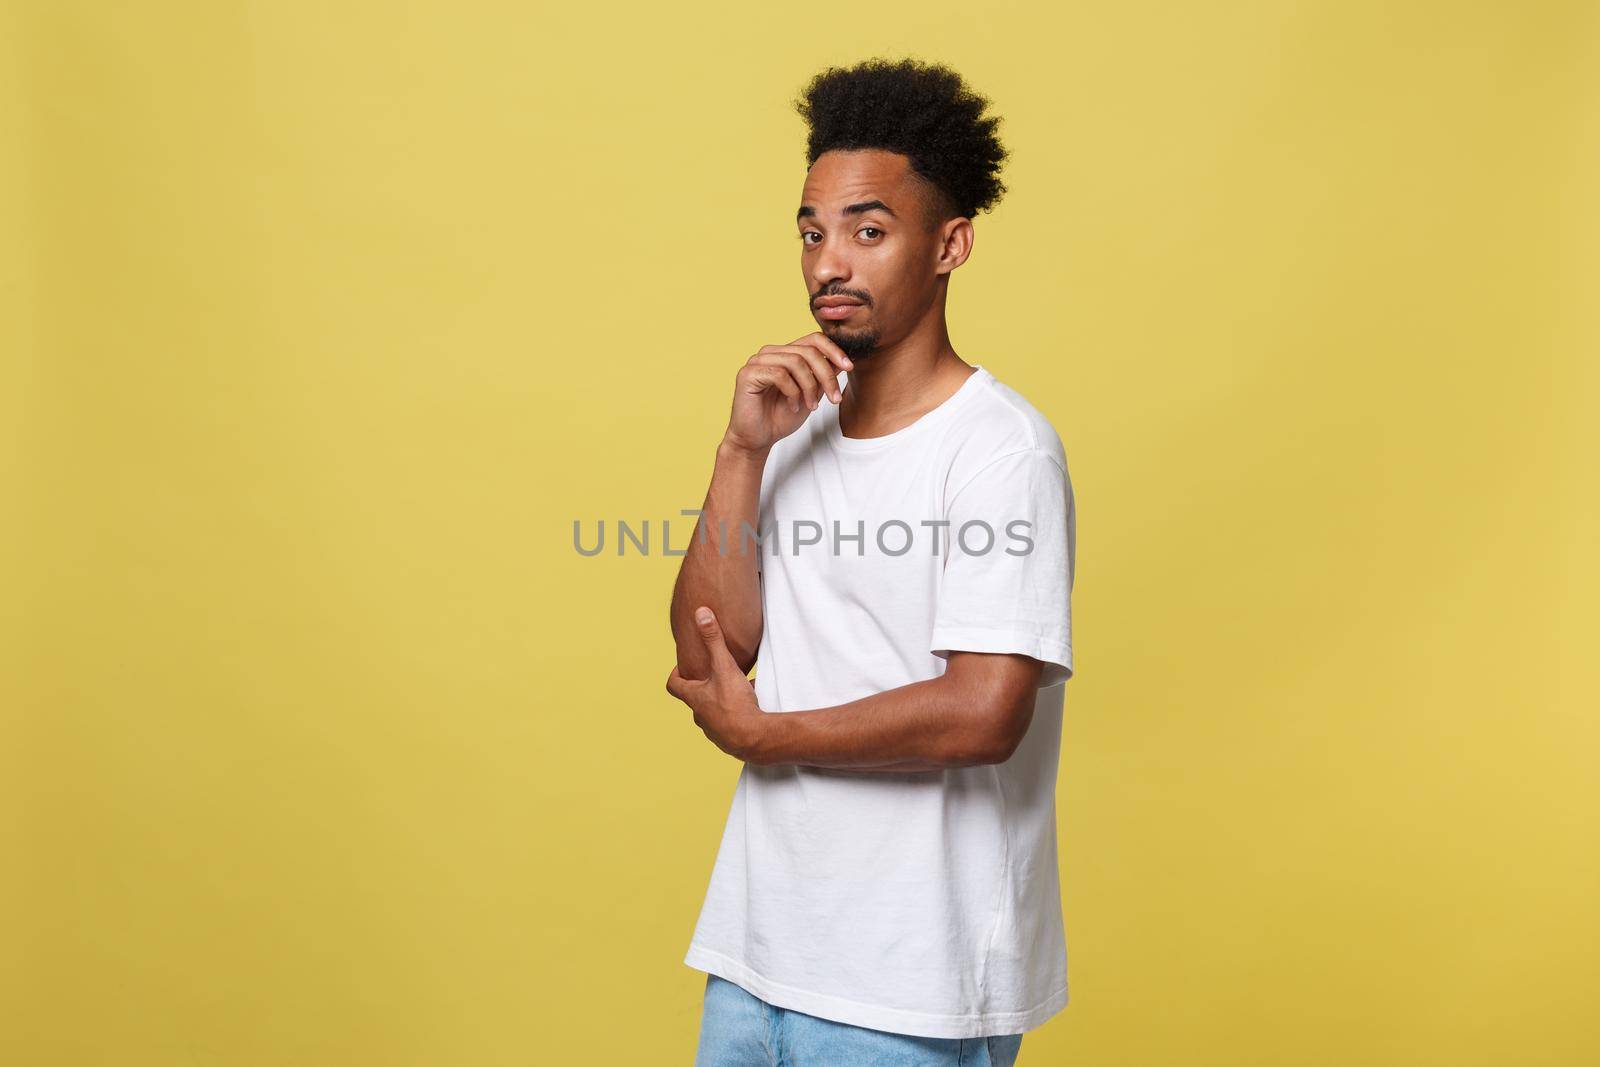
[695,973,1025,1066]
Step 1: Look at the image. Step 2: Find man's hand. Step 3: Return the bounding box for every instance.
[723,333,854,455]
[666,607,767,761]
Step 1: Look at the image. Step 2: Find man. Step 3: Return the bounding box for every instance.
[667,57,1075,1067]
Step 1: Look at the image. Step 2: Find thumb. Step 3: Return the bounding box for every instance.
[694,607,739,672]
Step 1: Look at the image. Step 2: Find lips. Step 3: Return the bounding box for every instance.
[815,297,863,321]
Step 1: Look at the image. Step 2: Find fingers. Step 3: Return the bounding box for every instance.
[747,354,818,411]
[782,342,843,405]
[736,334,852,416]
[788,332,854,404]
[749,348,836,409]
[790,331,854,375]
[694,606,740,672]
[740,360,804,412]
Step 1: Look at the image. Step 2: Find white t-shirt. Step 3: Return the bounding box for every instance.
[683,363,1076,1040]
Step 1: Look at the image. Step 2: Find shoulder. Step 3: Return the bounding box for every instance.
[942,367,1069,490]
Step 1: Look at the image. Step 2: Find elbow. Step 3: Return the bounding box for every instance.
[984,728,1026,765]
[672,626,759,681]
[968,703,1035,766]
[958,732,1020,767]
[727,639,759,677]
[943,724,1021,768]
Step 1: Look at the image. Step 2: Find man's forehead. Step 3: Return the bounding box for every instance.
[800,150,911,205]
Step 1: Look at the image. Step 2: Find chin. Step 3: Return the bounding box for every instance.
[830,332,880,363]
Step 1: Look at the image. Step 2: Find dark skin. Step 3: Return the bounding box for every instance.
[666,148,1045,772]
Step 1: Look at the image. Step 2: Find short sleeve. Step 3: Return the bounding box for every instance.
[930,447,1075,687]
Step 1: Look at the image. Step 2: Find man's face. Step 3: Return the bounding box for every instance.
[796,149,946,362]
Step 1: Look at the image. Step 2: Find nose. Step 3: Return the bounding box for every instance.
[811,235,851,288]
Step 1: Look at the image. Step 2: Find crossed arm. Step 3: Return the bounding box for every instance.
[668,435,1044,772]
[668,602,1044,772]
[743,648,1044,771]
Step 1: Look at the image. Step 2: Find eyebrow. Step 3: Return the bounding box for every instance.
[796,199,898,224]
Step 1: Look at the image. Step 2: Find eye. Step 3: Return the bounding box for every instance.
[859,227,882,239]
[799,231,820,245]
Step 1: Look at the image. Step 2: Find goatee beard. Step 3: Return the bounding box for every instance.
[829,327,880,363]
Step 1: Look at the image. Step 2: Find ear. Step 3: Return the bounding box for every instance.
[935,216,974,275]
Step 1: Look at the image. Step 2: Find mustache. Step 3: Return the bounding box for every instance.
[811,289,871,306]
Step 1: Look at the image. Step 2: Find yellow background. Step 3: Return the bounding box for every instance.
[5,2,1597,1063]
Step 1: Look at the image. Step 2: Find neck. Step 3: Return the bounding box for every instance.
[838,315,973,438]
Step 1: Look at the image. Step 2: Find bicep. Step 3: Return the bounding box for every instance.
[941,650,1044,760]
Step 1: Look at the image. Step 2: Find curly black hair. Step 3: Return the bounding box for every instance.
[792,57,1009,227]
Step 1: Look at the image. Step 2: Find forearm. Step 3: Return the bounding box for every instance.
[670,437,767,679]
[748,674,1005,771]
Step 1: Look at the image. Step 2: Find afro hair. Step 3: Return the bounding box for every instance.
[792,57,1009,226]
